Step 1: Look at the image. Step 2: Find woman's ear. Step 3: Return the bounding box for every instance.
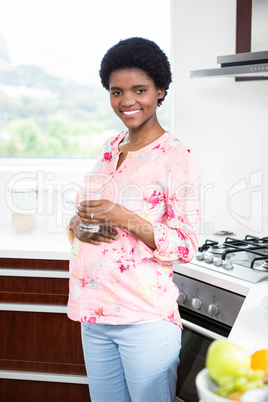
[157,89,166,99]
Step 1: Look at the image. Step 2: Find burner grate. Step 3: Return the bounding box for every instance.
[222,236,268,270]
[199,239,218,252]
[198,235,268,272]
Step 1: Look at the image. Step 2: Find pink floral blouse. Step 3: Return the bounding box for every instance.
[67,130,202,327]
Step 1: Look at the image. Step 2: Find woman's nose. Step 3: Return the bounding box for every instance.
[121,93,136,107]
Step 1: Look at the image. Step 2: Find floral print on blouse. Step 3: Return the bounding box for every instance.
[67,130,202,327]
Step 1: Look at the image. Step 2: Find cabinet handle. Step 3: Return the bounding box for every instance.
[0,269,69,278]
[0,303,67,313]
[0,370,88,384]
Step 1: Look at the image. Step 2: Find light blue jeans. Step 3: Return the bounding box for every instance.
[81,320,182,402]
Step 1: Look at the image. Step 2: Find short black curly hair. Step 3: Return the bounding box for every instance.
[99,37,172,106]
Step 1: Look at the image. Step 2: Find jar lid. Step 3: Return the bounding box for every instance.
[7,180,37,193]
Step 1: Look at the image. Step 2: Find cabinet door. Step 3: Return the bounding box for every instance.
[0,379,90,402]
[0,258,90,401]
[0,310,86,375]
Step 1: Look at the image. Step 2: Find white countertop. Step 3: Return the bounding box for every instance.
[0,226,71,260]
[228,282,268,354]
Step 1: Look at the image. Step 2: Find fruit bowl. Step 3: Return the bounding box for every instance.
[195,368,233,402]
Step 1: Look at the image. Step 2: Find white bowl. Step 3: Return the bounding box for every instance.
[195,368,232,402]
[241,387,268,402]
[196,368,268,402]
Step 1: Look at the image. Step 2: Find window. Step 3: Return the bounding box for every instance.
[0,0,171,158]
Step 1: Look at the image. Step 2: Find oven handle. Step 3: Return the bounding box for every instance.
[181,318,227,340]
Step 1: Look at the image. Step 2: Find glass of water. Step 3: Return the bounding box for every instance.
[80,181,102,233]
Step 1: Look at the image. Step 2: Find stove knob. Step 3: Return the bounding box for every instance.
[213,258,223,267]
[204,254,213,263]
[177,291,186,303]
[196,253,204,261]
[208,303,219,317]
[223,260,233,270]
[192,297,202,310]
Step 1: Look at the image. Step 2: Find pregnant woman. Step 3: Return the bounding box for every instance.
[67,37,202,402]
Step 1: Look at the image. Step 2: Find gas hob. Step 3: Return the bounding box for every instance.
[193,235,268,285]
[172,235,268,328]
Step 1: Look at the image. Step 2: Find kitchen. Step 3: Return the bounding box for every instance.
[1,0,268,401]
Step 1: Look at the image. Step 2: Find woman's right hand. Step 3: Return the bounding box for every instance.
[68,215,118,245]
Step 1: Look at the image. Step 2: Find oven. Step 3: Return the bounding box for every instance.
[173,273,245,402]
[173,234,268,402]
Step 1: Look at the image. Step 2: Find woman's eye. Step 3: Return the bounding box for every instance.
[136,89,146,94]
[111,91,121,96]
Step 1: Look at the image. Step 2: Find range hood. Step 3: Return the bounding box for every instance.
[190,50,268,78]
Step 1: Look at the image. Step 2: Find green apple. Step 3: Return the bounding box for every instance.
[206,339,251,385]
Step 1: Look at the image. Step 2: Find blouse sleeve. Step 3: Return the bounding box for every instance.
[134,148,202,265]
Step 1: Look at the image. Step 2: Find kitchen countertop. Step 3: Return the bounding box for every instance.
[0,227,231,260]
[228,282,268,354]
[0,226,71,260]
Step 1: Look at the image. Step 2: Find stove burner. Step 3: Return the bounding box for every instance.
[208,244,230,254]
[244,235,268,246]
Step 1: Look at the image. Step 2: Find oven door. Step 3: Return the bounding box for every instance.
[175,306,231,402]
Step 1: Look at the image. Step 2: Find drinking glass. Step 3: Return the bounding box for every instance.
[80,182,102,233]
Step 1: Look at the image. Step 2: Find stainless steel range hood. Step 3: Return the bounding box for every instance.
[190,50,268,78]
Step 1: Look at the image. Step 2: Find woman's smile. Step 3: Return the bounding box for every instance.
[121,109,142,118]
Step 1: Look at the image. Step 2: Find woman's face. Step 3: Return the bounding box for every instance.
[109,68,165,131]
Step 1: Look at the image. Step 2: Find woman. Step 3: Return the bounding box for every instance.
[67,37,202,402]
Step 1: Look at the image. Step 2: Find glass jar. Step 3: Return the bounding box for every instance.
[6,180,37,232]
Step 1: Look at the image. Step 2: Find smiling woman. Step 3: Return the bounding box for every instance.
[66,35,202,402]
[0,0,171,158]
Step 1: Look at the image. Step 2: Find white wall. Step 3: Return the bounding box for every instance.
[170,0,268,240]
